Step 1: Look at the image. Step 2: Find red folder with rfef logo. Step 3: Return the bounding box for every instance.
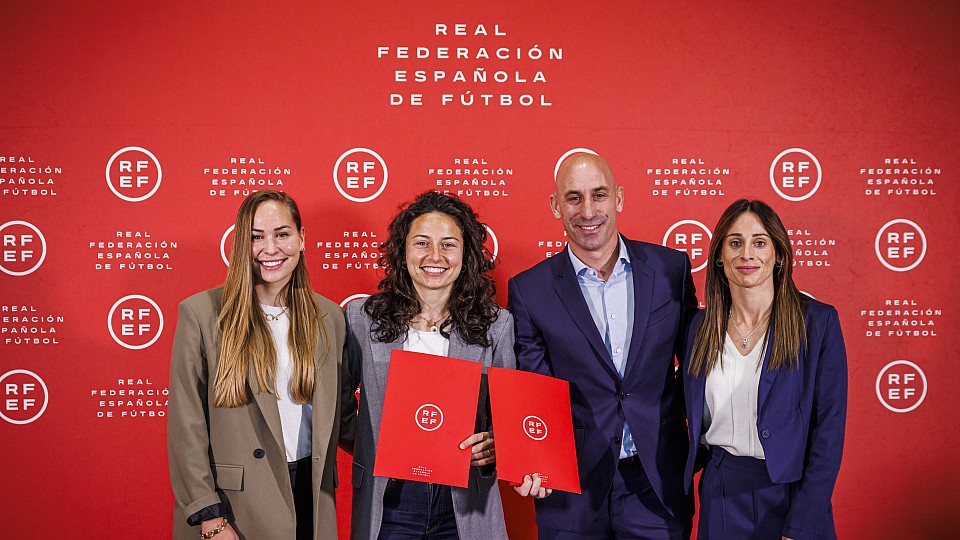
[373,350,483,487]
[487,367,581,494]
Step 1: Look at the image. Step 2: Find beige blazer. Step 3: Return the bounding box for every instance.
[167,288,356,540]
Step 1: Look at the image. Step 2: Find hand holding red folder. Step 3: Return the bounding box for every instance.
[487,367,581,494]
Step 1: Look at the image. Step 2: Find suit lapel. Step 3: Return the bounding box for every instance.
[757,326,779,412]
[371,337,400,393]
[447,329,481,364]
[552,249,618,375]
[249,369,285,454]
[622,244,654,382]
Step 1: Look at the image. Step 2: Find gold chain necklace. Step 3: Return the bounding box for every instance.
[415,314,449,333]
[263,308,287,322]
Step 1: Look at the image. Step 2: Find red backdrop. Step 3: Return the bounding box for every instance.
[1,1,958,538]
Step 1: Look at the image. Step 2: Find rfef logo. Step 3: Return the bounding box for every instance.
[0,220,47,276]
[333,148,388,202]
[875,219,926,272]
[415,403,444,431]
[105,146,162,202]
[523,415,548,441]
[484,225,499,261]
[554,148,598,182]
[770,148,822,201]
[876,360,926,413]
[0,369,49,424]
[339,293,371,309]
[108,295,164,350]
[662,220,712,273]
[220,224,235,266]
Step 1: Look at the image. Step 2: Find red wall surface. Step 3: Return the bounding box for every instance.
[1,1,958,538]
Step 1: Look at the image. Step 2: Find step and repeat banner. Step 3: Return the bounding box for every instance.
[1,1,957,538]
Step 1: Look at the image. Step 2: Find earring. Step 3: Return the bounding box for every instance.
[776,261,784,268]
[716,260,723,267]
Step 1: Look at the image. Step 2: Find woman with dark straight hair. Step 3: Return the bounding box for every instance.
[345,191,513,540]
[683,199,847,540]
[168,190,355,540]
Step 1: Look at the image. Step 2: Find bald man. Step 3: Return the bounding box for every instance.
[508,153,697,539]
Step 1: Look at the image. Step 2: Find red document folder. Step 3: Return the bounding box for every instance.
[487,367,581,494]
[373,350,483,487]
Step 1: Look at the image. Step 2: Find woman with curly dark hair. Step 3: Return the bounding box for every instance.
[345,191,513,540]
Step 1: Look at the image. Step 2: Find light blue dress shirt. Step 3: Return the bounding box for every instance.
[568,236,637,459]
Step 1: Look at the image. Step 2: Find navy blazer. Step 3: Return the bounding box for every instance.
[681,298,847,540]
[508,237,698,532]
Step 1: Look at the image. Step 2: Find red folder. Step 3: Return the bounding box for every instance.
[487,367,581,494]
[373,350,483,487]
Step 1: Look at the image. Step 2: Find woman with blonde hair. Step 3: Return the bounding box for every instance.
[168,190,355,540]
[682,199,847,539]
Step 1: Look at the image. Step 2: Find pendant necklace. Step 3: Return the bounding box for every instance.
[263,307,287,322]
[417,314,448,333]
[730,312,770,350]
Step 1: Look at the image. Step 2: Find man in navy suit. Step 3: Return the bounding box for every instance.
[508,152,697,539]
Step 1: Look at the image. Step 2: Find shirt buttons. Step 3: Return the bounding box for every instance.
[611,314,616,319]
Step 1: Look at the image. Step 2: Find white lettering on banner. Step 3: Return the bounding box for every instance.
[875,219,926,272]
[646,156,730,198]
[861,298,942,338]
[0,156,62,198]
[876,360,927,413]
[769,148,822,201]
[861,157,940,197]
[0,370,49,424]
[379,23,562,107]
[535,231,569,259]
[90,229,177,271]
[431,156,512,200]
[789,228,836,269]
[90,377,168,420]
[1,305,64,346]
[317,230,382,272]
[203,155,293,197]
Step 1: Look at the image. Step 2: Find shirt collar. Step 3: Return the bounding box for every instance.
[567,235,631,277]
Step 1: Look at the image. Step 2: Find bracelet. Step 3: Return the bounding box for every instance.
[200,517,228,539]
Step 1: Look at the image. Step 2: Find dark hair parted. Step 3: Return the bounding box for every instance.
[363,191,499,346]
[687,199,807,377]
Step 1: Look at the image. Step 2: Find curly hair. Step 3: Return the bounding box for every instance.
[363,191,499,346]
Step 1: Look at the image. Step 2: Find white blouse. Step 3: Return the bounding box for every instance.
[701,334,766,459]
[262,304,313,463]
[402,327,450,356]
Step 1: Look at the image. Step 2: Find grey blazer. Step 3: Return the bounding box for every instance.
[344,300,514,540]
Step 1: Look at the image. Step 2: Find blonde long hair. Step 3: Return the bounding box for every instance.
[213,190,328,408]
[687,199,807,377]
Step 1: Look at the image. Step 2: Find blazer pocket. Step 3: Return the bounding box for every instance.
[646,302,678,327]
[213,463,244,491]
[352,461,365,489]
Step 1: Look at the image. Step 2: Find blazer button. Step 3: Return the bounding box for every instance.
[760,429,770,439]
[619,392,628,401]
[612,436,622,445]
[253,448,266,458]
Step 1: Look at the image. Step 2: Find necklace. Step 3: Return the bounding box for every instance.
[263,307,287,322]
[415,314,448,333]
[729,312,770,350]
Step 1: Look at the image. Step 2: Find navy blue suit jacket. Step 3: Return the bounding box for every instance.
[681,298,847,540]
[508,238,698,532]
